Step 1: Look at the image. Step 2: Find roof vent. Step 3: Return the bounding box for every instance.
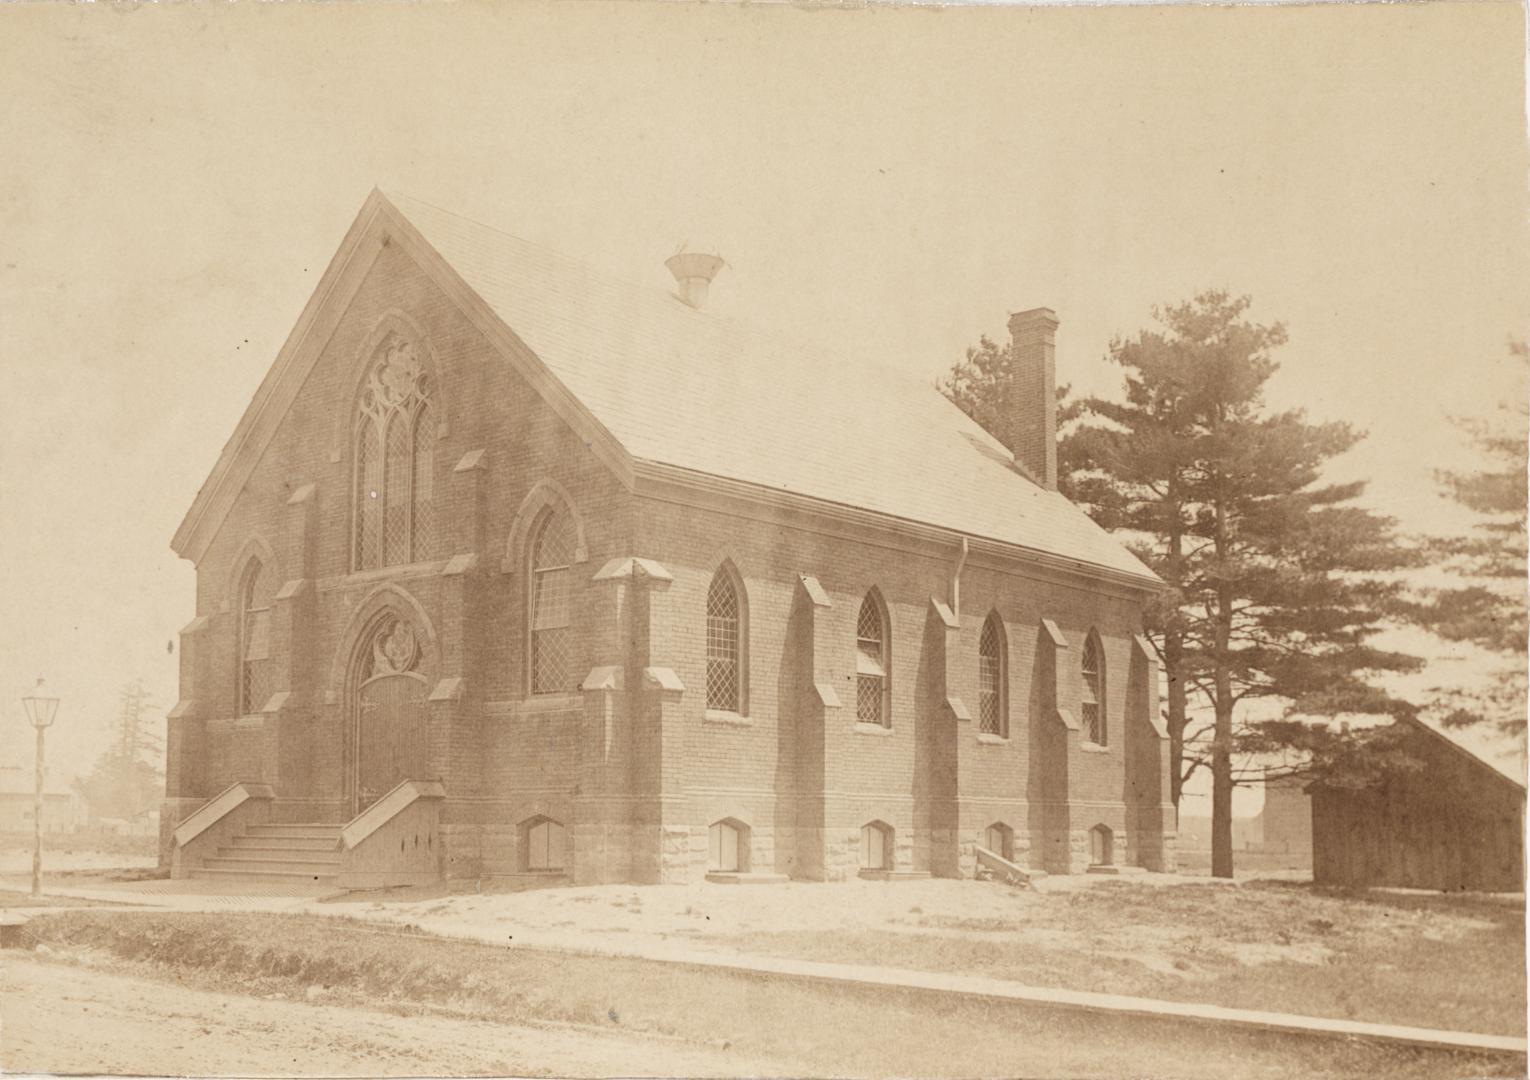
[665,250,724,310]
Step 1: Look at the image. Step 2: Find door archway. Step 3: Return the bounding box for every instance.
[349,613,431,814]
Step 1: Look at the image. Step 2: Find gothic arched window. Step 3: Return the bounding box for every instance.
[979,612,1007,737]
[1082,630,1106,746]
[237,558,274,716]
[529,508,577,695]
[706,566,746,713]
[353,335,435,571]
[856,590,890,727]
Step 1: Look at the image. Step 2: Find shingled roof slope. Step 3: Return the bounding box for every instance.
[390,193,1157,585]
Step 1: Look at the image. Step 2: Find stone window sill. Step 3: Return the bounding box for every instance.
[325,559,450,590]
[704,709,752,727]
[853,722,893,737]
[977,733,1009,745]
[1081,742,1110,754]
[521,693,583,715]
[211,714,267,730]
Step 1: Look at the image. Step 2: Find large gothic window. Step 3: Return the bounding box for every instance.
[237,558,274,715]
[979,612,1007,737]
[856,590,889,727]
[1082,630,1106,746]
[353,334,435,571]
[529,508,577,695]
[705,565,745,713]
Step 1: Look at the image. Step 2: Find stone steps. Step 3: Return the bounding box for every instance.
[191,822,343,885]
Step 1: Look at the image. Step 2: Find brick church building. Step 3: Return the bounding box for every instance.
[162,190,1176,887]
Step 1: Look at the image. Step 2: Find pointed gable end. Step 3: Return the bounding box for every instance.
[170,191,632,564]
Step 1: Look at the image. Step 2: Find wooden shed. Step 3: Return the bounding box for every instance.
[1310,717,1524,893]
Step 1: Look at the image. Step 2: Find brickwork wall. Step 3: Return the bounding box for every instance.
[632,492,1169,881]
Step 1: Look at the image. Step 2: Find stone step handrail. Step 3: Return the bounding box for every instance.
[172,782,275,850]
[340,779,446,851]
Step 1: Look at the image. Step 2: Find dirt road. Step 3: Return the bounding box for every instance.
[1,955,784,1077]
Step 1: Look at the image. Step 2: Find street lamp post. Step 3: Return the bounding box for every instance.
[21,680,60,898]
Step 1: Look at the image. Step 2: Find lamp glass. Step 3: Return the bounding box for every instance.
[22,694,59,729]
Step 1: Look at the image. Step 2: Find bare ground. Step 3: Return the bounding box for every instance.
[1,955,779,1078]
[7,910,1521,1080]
[319,874,1526,1035]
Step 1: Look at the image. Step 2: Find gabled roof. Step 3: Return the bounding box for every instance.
[174,190,1158,588]
[1402,714,1526,791]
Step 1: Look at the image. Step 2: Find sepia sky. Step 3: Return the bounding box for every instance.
[1,1,1526,795]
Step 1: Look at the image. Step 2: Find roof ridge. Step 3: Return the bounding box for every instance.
[386,190,934,387]
[385,190,664,295]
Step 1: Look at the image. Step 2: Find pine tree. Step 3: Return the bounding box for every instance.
[73,680,164,823]
[1408,341,1527,738]
[943,291,1422,878]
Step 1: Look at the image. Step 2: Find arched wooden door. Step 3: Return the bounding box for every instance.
[351,615,430,814]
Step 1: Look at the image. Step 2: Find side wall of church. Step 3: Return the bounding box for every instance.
[631,491,1175,880]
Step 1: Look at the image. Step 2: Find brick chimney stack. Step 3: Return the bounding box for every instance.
[1007,307,1059,491]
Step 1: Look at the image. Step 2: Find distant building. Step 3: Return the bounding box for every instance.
[1252,774,1312,857]
[0,766,82,833]
[1311,717,1524,892]
[97,812,161,838]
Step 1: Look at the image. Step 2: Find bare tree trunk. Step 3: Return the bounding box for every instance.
[1210,474,1235,880]
[1164,475,1188,815]
[1211,697,1234,879]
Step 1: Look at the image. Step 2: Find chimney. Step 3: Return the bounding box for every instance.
[1007,307,1060,490]
[665,251,724,310]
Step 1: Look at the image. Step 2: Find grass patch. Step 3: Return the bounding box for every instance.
[0,890,136,909]
[0,830,157,859]
[720,880,1525,1036]
[17,909,1519,1080]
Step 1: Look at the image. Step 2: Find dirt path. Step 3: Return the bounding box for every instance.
[1,956,785,1077]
